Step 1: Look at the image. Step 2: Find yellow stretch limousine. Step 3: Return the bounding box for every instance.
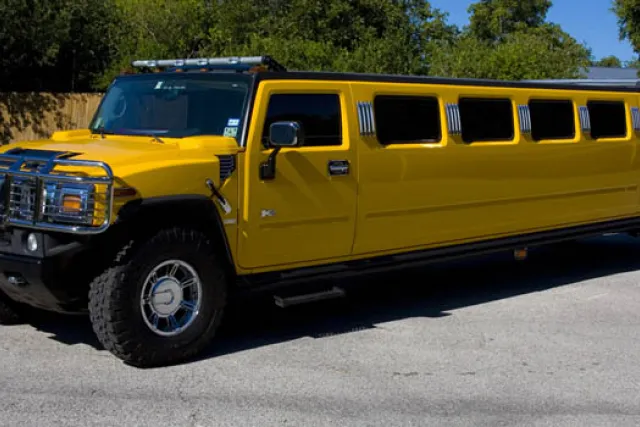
[0,56,638,367]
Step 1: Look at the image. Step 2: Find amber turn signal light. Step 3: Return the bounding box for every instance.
[61,194,83,213]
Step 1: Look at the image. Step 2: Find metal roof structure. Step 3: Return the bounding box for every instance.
[586,66,639,80]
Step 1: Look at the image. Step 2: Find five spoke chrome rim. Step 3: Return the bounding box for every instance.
[140,259,202,337]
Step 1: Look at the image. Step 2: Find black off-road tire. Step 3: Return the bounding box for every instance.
[88,227,228,368]
[0,291,25,325]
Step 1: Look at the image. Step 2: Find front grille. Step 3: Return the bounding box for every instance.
[9,177,37,221]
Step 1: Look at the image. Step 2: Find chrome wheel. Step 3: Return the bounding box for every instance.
[140,259,202,337]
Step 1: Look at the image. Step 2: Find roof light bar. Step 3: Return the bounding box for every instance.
[131,55,287,72]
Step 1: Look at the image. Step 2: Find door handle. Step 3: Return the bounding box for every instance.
[328,160,350,176]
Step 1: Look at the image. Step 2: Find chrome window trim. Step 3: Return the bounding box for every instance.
[357,101,376,136]
[445,103,461,135]
[631,106,640,132]
[578,105,591,133]
[517,105,532,134]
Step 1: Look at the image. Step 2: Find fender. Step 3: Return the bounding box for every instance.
[114,195,236,278]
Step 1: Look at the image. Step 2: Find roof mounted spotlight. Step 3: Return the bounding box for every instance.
[131,55,287,73]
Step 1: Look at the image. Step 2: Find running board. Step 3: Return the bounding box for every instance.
[274,286,346,308]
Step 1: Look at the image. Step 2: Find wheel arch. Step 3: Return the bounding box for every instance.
[113,195,237,281]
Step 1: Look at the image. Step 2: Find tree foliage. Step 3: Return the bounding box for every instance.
[0,0,123,91]
[613,0,640,54]
[431,0,590,80]
[468,0,552,42]
[430,28,590,80]
[593,56,624,68]
[105,0,458,78]
[623,58,640,68]
[0,0,616,91]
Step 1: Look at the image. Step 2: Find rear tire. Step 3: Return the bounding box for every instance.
[0,291,24,325]
[88,227,228,368]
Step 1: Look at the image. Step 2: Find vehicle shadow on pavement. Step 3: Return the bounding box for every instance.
[24,234,640,363]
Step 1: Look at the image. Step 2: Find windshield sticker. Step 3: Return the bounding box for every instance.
[153,81,185,91]
[227,118,240,127]
[224,127,238,137]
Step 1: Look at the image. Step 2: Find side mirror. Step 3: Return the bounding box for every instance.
[261,121,304,180]
[269,121,303,147]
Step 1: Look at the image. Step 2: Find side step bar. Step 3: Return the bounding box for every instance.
[274,286,346,308]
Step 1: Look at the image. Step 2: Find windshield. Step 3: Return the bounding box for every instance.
[89,73,251,141]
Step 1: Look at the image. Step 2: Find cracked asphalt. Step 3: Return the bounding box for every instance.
[1,234,640,426]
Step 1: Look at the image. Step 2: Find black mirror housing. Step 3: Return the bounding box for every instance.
[260,121,304,181]
[269,121,304,147]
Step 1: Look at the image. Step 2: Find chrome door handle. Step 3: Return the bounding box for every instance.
[328,160,349,176]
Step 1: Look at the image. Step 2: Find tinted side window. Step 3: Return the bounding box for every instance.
[374,95,441,144]
[459,98,514,143]
[529,99,575,141]
[263,94,342,146]
[587,101,627,139]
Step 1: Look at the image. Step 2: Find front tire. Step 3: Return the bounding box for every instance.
[88,228,228,368]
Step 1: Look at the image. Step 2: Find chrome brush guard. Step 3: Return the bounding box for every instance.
[0,149,114,235]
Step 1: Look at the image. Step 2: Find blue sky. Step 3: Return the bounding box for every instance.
[429,0,636,63]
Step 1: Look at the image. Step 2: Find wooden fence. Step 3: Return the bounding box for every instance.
[0,92,103,144]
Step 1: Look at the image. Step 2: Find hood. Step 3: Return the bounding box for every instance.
[0,129,241,175]
[0,130,242,222]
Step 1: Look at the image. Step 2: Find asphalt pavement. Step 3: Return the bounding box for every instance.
[1,234,640,426]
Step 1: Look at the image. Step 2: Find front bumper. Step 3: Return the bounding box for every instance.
[0,229,90,313]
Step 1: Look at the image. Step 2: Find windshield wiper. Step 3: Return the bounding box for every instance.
[92,126,115,139]
[143,134,165,144]
[92,127,165,144]
[123,130,166,144]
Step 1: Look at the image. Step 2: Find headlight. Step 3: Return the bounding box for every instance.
[42,182,96,226]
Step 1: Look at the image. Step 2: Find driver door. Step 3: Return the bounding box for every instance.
[237,82,358,271]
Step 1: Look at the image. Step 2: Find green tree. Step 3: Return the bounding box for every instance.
[613,0,640,54]
[0,0,123,92]
[106,0,458,79]
[593,55,623,67]
[0,0,70,90]
[98,0,213,87]
[431,0,591,80]
[56,0,125,91]
[623,58,640,68]
[204,0,459,75]
[468,0,552,42]
[430,24,591,80]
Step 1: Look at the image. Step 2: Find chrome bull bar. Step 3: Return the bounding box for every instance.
[0,150,114,235]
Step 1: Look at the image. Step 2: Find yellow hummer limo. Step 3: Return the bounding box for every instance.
[0,56,639,367]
